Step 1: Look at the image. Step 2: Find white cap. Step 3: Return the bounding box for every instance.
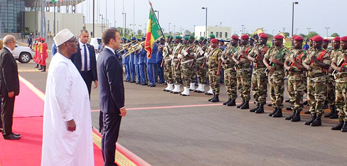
[53,29,74,47]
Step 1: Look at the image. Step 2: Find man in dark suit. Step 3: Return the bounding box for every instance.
[97,28,127,166]
[0,35,21,140]
[70,29,98,96]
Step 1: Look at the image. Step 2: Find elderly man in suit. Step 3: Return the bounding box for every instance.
[97,27,127,166]
[0,35,21,140]
[70,29,98,96]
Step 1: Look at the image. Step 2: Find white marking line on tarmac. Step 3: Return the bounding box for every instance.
[18,75,45,101]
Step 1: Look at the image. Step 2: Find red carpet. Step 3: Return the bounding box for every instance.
[14,78,44,118]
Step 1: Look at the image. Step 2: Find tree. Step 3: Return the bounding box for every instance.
[299,33,307,38]
[284,32,290,37]
[331,33,339,37]
[184,30,191,35]
[307,31,319,39]
[137,29,143,36]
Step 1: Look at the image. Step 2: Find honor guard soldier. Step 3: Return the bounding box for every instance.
[264,35,289,117]
[222,35,239,106]
[195,37,208,93]
[163,35,174,92]
[179,36,195,96]
[233,34,252,109]
[206,38,222,102]
[248,33,269,113]
[171,36,184,94]
[284,36,307,122]
[303,35,331,126]
[331,36,347,132]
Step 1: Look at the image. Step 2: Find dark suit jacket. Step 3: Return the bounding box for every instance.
[97,48,124,114]
[0,48,20,97]
[70,43,97,81]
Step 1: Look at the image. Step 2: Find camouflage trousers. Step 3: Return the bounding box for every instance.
[236,68,251,101]
[171,60,181,85]
[287,72,306,112]
[181,64,194,87]
[251,68,268,104]
[327,75,336,107]
[307,75,327,115]
[269,71,285,109]
[164,59,173,84]
[224,68,237,100]
[196,62,207,84]
[208,68,220,95]
[335,77,347,121]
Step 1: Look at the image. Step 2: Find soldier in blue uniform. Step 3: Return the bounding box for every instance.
[134,38,142,84]
[129,37,137,83]
[156,38,165,84]
[147,41,158,87]
[121,38,130,82]
[139,38,147,85]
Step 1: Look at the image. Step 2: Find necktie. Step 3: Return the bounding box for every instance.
[83,44,88,71]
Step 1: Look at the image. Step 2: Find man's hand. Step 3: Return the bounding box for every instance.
[267,65,274,72]
[93,80,98,89]
[270,58,278,64]
[119,107,127,116]
[216,71,220,76]
[67,119,76,132]
[8,92,14,98]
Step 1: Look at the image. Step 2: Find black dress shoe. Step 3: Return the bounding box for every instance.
[3,134,21,140]
[0,128,3,132]
[12,133,21,137]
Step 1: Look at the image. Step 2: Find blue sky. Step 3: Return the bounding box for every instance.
[74,0,347,37]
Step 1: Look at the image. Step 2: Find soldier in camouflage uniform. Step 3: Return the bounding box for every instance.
[189,36,198,92]
[324,36,340,119]
[264,35,289,118]
[179,36,196,96]
[248,33,269,113]
[163,35,174,92]
[303,35,331,126]
[170,36,184,94]
[194,37,208,93]
[283,36,307,122]
[232,34,252,109]
[331,36,347,132]
[222,35,239,106]
[207,38,222,102]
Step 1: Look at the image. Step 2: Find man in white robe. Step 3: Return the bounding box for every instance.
[41,29,94,166]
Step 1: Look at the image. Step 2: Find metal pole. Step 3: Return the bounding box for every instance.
[168,23,171,34]
[292,2,294,37]
[54,2,56,36]
[205,8,207,37]
[93,0,95,37]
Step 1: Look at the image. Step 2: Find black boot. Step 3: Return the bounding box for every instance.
[272,108,283,117]
[341,122,347,132]
[286,107,292,110]
[227,99,236,106]
[223,98,231,105]
[35,64,39,68]
[305,113,317,125]
[38,65,43,70]
[250,103,259,112]
[211,95,219,102]
[291,111,301,122]
[240,100,249,109]
[208,94,215,102]
[237,100,245,108]
[268,103,272,107]
[311,114,322,126]
[331,121,344,130]
[285,111,295,120]
[330,106,338,119]
[304,110,311,114]
[303,100,308,105]
[269,107,277,116]
[255,104,264,113]
[285,99,290,103]
[41,66,46,72]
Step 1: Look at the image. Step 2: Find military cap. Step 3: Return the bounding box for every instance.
[323,38,330,42]
[131,37,136,40]
[294,36,304,41]
[312,35,323,42]
[167,35,173,39]
[210,38,218,43]
[175,35,182,39]
[190,35,195,39]
[194,40,199,43]
[200,36,205,40]
[219,39,225,42]
[274,35,284,40]
[259,33,268,39]
[340,36,347,42]
[241,34,249,40]
[183,36,190,40]
[160,38,165,41]
[332,36,340,42]
[231,35,239,40]
[142,37,146,41]
[209,34,216,38]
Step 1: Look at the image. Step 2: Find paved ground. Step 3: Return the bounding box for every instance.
[16,57,347,166]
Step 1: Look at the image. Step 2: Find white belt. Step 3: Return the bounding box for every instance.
[181,59,194,64]
[197,57,205,61]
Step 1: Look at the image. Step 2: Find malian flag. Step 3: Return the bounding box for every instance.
[145,2,164,59]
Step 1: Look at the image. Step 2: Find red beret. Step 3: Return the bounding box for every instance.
[259,33,268,39]
[294,36,304,41]
[231,35,239,40]
[41,37,45,41]
[210,38,219,44]
[323,39,330,42]
[274,35,284,40]
[312,35,323,42]
[241,34,249,40]
[292,35,298,40]
[341,36,347,42]
[309,38,313,41]
[333,36,340,42]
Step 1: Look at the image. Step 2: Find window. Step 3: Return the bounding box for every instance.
[225,32,228,38]
[216,32,218,37]
[200,32,202,36]
[220,32,222,38]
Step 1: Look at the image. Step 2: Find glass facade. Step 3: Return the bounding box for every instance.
[0,0,25,33]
